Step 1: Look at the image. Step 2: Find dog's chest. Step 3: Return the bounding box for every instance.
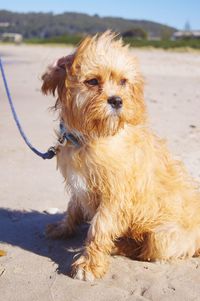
[67,164,99,220]
[67,168,88,197]
[57,145,88,193]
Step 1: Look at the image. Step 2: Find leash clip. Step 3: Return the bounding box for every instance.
[47,146,57,155]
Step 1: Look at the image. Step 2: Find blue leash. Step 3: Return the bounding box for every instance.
[0,57,56,159]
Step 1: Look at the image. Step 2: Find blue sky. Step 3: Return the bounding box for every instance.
[1,0,200,30]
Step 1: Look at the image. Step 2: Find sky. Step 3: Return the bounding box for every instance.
[0,0,200,30]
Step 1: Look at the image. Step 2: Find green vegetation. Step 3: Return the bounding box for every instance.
[124,38,200,49]
[25,35,82,45]
[25,35,200,49]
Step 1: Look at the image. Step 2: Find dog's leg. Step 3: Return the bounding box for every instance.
[139,223,200,261]
[71,205,125,281]
[46,198,83,239]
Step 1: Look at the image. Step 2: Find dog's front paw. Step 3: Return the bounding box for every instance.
[71,254,109,281]
[46,221,74,239]
[71,255,96,281]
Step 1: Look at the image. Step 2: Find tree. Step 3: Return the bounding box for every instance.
[122,28,147,39]
[184,21,191,31]
[161,28,172,40]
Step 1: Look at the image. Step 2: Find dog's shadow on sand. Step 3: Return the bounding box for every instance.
[0,208,88,276]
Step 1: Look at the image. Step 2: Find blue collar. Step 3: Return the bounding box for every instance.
[59,121,80,147]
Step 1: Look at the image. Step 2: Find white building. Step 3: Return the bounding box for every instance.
[173,30,200,40]
[1,33,23,44]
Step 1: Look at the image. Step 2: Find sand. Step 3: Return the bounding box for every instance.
[0,44,200,301]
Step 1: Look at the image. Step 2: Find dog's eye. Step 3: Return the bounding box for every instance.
[119,78,127,86]
[85,78,99,86]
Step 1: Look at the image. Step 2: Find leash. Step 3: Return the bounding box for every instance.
[0,57,56,159]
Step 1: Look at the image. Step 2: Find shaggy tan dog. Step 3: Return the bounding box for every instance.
[42,31,200,281]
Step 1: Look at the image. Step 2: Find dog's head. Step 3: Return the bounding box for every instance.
[42,31,146,138]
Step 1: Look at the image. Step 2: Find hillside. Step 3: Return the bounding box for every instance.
[0,10,176,39]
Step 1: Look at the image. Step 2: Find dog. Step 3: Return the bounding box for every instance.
[41,31,200,281]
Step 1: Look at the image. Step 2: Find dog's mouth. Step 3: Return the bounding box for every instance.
[73,99,125,138]
[107,106,122,117]
[105,102,123,118]
[96,107,124,136]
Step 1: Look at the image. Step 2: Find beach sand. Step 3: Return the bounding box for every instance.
[0,44,200,301]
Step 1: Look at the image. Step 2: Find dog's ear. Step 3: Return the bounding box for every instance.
[41,55,74,99]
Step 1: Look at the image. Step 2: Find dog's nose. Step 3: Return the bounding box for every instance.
[107,96,123,110]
